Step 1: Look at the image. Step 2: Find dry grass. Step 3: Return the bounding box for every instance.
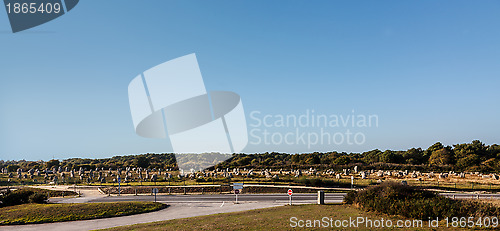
[101,204,464,231]
[480,199,500,207]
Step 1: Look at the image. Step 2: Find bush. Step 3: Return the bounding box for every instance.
[28,192,48,204]
[0,188,49,207]
[345,181,500,220]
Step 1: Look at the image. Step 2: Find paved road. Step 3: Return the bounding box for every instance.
[59,192,500,204]
[86,193,346,204]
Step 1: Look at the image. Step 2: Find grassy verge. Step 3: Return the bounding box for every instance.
[0,202,166,225]
[101,204,463,231]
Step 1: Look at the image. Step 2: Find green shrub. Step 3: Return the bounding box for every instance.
[0,188,49,207]
[345,181,500,220]
[28,192,48,204]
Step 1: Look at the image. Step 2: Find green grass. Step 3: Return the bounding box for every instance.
[100,204,465,231]
[0,202,167,225]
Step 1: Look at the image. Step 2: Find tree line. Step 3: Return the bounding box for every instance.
[1,140,499,173]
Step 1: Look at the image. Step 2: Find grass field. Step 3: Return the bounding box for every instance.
[0,202,167,225]
[101,204,466,231]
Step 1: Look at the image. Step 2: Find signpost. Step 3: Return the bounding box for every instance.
[233,183,243,204]
[234,189,240,204]
[288,189,293,205]
[351,176,354,189]
[153,188,158,202]
[118,176,121,196]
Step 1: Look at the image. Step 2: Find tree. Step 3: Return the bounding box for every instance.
[333,155,351,165]
[454,140,488,160]
[7,165,19,172]
[380,150,398,163]
[429,148,453,166]
[237,156,252,166]
[453,140,488,170]
[46,159,60,169]
[362,149,382,164]
[403,148,425,164]
[306,155,321,165]
[134,156,150,168]
[488,144,500,158]
[425,142,444,160]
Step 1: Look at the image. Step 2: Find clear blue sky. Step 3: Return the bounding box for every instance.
[1,1,499,160]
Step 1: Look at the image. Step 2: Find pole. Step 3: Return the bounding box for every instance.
[118,181,121,196]
[317,191,324,205]
[289,195,292,205]
[236,193,238,204]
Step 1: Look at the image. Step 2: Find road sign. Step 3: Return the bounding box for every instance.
[233,183,243,190]
[118,176,121,183]
[234,188,240,204]
[288,189,293,205]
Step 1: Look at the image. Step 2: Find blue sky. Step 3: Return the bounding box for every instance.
[0,1,499,160]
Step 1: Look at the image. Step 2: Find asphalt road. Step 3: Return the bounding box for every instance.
[87,193,347,204]
[49,192,500,204]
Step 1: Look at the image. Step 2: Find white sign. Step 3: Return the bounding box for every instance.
[288,189,293,205]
